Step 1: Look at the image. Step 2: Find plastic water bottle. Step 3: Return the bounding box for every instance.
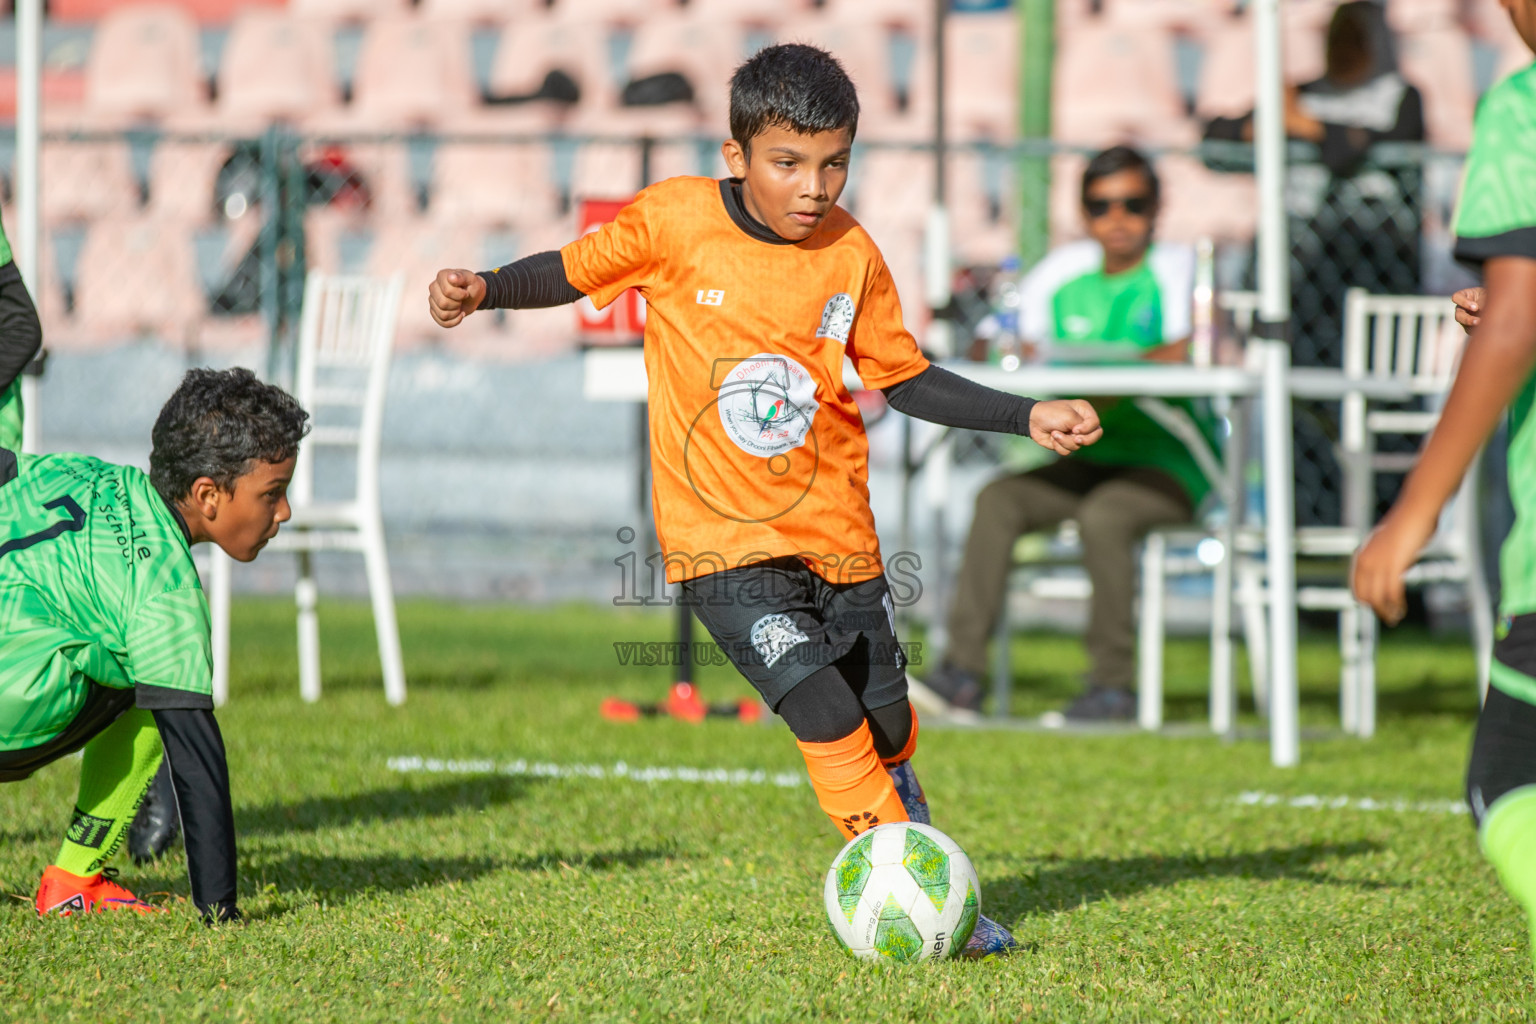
[991,254,1024,371]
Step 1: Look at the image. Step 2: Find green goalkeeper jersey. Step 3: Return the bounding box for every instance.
[0,450,212,751]
[1453,61,1536,619]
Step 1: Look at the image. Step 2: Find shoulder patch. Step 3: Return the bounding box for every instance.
[817,293,856,342]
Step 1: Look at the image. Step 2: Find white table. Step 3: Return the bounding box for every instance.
[583,348,1413,764]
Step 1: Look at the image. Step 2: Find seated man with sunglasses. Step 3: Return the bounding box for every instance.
[923,145,1214,721]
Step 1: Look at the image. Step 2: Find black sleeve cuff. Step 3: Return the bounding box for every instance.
[477,251,585,310]
[881,365,1036,435]
[1454,227,1536,271]
[135,683,215,711]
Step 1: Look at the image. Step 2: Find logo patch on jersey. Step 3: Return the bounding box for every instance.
[816,293,856,342]
[716,353,820,459]
[750,613,810,668]
[66,809,114,850]
[696,289,725,306]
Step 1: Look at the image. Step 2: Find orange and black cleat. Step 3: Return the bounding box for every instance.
[34,865,163,917]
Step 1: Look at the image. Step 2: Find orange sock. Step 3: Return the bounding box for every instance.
[797,720,910,839]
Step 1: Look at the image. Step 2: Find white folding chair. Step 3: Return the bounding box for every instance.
[207,271,407,706]
[1234,288,1488,737]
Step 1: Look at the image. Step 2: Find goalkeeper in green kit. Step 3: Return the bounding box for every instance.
[0,368,307,922]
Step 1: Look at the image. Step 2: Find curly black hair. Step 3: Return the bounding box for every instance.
[729,43,859,158]
[149,367,310,504]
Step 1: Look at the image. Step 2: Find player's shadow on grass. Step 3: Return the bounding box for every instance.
[238,843,676,919]
[990,840,1388,923]
[237,776,541,838]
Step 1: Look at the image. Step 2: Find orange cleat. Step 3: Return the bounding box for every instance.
[600,697,643,722]
[34,865,163,917]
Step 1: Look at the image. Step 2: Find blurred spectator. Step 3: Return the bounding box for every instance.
[920,146,1211,722]
[1203,0,1426,526]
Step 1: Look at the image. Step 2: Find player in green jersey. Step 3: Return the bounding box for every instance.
[0,208,42,452]
[0,367,308,922]
[1353,0,1536,973]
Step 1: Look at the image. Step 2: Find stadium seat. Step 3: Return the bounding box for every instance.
[1054,22,1194,146]
[290,0,412,19]
[486,13,616,129]
[797,13,910,138]
[1385,0,1461,32]
[348,17,479,129]
[1048,150,1089,247]
[40,140,139,225]
[568,137,701,202]
[686,0,808,21]
[1155,154,1257,244]
[850,216,926,332]
[367,216,492,349]
[417,0,544,20]
[48,0,281,23]
[945,151,1016,267]
[1193,15,1328,120]
[147,140,235,223]
[850,148,933,230]
[73,218,204,344]
[1098,0,1210,32]
[218,9,341,129]
[430,142,561,228]
[941,10,1017,142]
[1397,28,1476,151]
[549,0,670,22]
[84,5,210,127]
[622,10,753,126]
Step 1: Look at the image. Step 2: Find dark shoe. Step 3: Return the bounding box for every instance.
[919,663,985,713]
[1061,686,1136,722]
[128,758,181,866]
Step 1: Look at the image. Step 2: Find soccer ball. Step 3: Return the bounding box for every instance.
[823,822,980,962]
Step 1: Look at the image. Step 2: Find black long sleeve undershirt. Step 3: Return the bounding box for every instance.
[471,250,1037,435]
[476,251,584,310]
[881,365,1036,435]
[150,706,239,923]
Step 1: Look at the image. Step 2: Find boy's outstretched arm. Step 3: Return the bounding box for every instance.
[1353,256,1536,624]
[880,365,1101,456]
[428,252,585,327]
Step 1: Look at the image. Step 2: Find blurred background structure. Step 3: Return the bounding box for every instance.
[3,0,1524,612]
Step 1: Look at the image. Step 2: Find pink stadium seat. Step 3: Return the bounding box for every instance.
[851,149,933,232]
[818,0,931,31]
[40,141,138,225]
[1397,29,1476,151]
[942,10,1017,142]
[1054,23,1193,146]
[1385,0,1460,32]
[218,9,340,129]
[486,13,616,129]
[49,0,281,23]
[1049,151,1089,247]
[84,5,209,126]
[623,11,753,126]
[290,0,411,20]
[1194,15,1327,120]
[430,142,561,228]
[1155,154,1257,244]
[312,140,418,221]
[147,141,234,223]
[568,137,699,203]
[549,0,668,23]
[367,216,496,350]
[417,0,543,20]
[73,218,204,345]
[1099,0,1210,32]
[850,216,925,333]
[686,0,807,22]
[945,152,1015,267]
[348,17,478,129]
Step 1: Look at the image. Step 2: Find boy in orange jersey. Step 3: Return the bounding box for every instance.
[429,44,1101,957]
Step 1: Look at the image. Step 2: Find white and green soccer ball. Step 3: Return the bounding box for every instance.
[823,822,980,963]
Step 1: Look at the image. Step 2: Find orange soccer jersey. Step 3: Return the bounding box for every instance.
[560,176,930,584]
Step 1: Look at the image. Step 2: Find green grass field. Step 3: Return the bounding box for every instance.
[2,599,1529,1022]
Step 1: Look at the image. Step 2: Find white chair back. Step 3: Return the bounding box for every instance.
[290,271,403,508]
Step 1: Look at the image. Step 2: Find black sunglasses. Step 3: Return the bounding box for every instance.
[1085,195,1154,218]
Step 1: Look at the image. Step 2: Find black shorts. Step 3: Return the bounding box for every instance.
[1467,613,1536,825]
[0,682,135,783]
[681,557,910,712]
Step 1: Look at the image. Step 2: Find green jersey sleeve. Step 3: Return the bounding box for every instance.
[1453,63,1536,267]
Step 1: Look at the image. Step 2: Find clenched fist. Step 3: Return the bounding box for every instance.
[428,269,487,328]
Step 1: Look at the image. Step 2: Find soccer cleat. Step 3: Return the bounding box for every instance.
[128,758,181,865]
[959,912,1019,960]
[1061,685,1136,722]
[35,865,162,916]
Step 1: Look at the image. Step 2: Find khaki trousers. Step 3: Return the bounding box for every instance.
[945,460,1193,687]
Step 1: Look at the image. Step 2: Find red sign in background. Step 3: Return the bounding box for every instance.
[576,198,646,342]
